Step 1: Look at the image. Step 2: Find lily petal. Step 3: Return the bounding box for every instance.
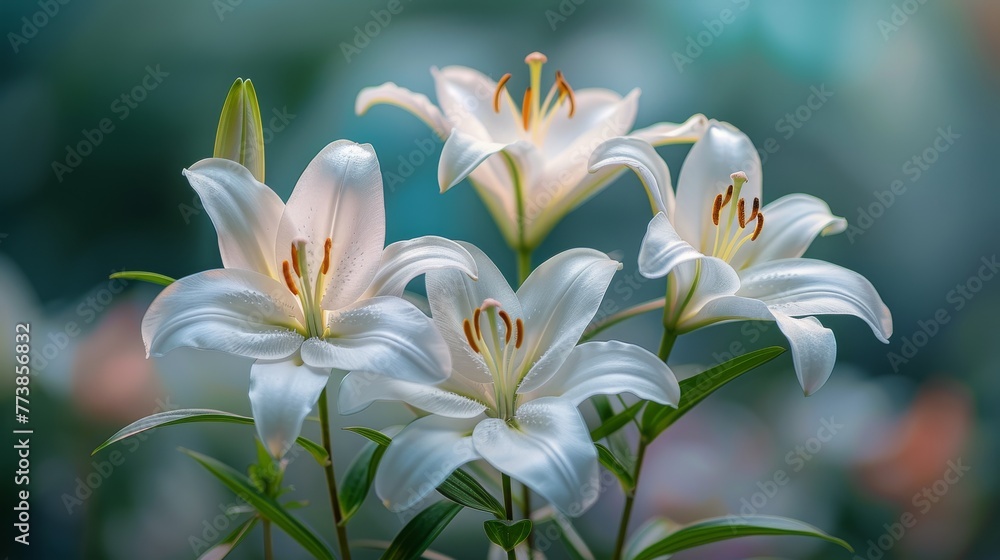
[249,357,330,458]
[375,415,481,512]
[300,296,450,382]
[338,370,487,418]
[276,140,386,311]
[438,128,540,193]
[523,341,680,407]
[183,158,285,277]
[590,139,675,218]
[629,113,710,146]
[141,269,305,359]
[728,194,848,270]
[674,121,763,251]
[355,82,450,138]
[362,235,478,299]
[427,242,521,383]
[687,295,838,395]
[637,213,707,278]
[473,397,598,517]
[432,66,522,144]
[736,258,892,342]
[542,88,638,160]
[515,249,621,393]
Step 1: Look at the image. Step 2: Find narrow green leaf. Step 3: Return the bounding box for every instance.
[94,409,328,466]
[380,501,463,560]
[344,426,505,517]
[110,271,175,286]
[181,448,335,560]
[343,426,392,447]
[642,347,785,439]
[484,519,532,552]
[590,396,634,472]
[631,515,853,560]
[197,516,259,560]
[214,77,266,182]
[436,469,506,518]
[338,440,386,524]
[623,518,679,560]
[591,401,645,441]
[596,444,635,491]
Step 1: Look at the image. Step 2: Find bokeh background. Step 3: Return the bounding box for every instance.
[2,0,998,558]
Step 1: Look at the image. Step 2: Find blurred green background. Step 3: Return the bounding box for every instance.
[1,0,998,558]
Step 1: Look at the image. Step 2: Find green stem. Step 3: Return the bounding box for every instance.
[611,439,648,560]
[502,474,516,560]
[521,484,534,559]
[263,518,274,560]
[581,297,666,342]
[612,321,677,560]
[516,248,532,286]
[318,388,352,560]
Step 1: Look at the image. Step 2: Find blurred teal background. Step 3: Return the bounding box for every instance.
[1,0,998,558]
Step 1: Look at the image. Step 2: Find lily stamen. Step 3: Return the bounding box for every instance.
[493,73,512,113]
[556,71,576,117]
[709,172,765,263]
[522,87,533,131]
[321,238,332,275]
[463,319,480,353]
[282,261,299,295]
[290,243,301,277]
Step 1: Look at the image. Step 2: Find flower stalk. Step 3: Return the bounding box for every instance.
[318,388,352,560]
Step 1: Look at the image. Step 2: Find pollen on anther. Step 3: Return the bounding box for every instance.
[722,184,733,207]
[738,198,746,228]
[749,197,760,222]
[499,310,513,344]
[751,213,764,241]
[514,318,525,349]
[556,71,576,117]
[711,194,723,226]
[473,307,482,339]
[522,87,533,130]
[493,73,512,113]
[290,244,301,277]
[463,319,480,353]
[282,261,299,295]
[321,238,332,274]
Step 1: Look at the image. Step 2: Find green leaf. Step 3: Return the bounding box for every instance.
[214,77,265,182]
[343,426,392,447]
[196,516,259,560]
[590,401,644,441]
[379,500,463,560]
[596,443,634,491]
[623,518,679,560]
[436,469,506,518]
[94,409,328,466]
[338,440,385,524]
[484,519,532,552]
[110,270,175,286]
[630,515,853,560]
[590,395,634,472]
[642,347,785,439]
[344,426,505,518]
[181,448,335,560]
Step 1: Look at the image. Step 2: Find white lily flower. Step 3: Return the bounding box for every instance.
[588,121,893,395]
[141,140,478,458]
[356,52,708,250]
[340,245,681,515]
